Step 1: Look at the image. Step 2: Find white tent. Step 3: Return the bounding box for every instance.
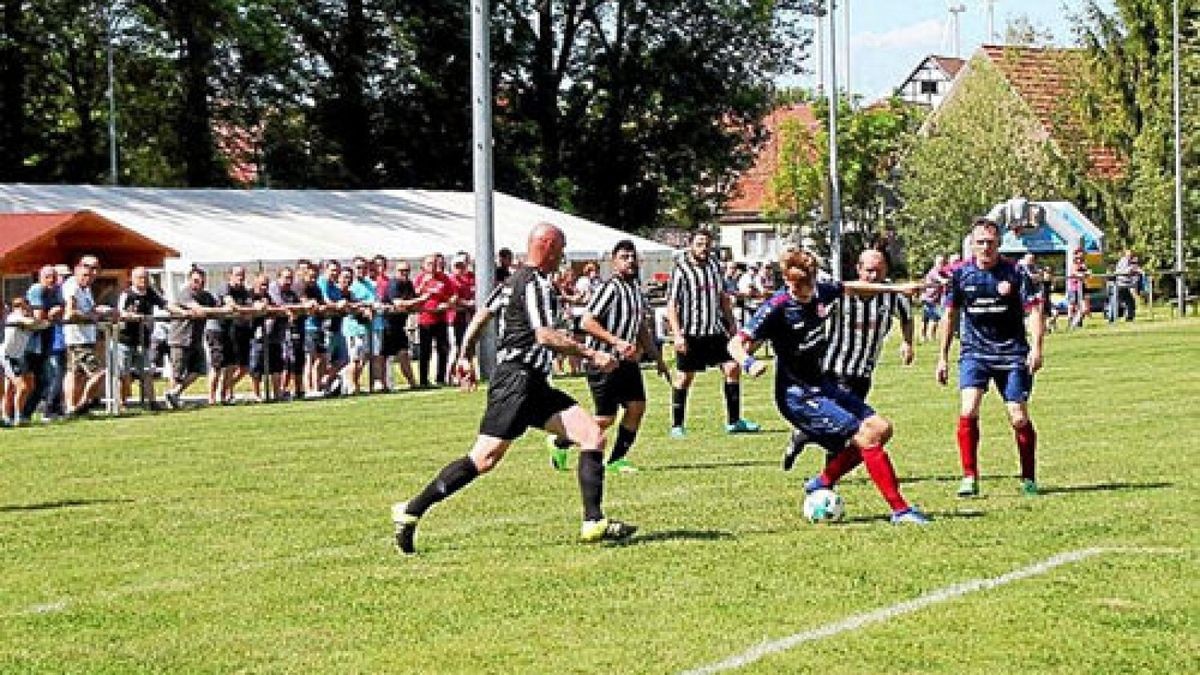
[0,184,673,291]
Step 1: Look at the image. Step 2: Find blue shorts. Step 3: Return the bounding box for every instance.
[776,381,875,453]
[922,301,942,322]
[958,357,1033,403]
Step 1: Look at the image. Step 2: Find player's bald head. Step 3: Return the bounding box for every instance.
[527,222,566,271]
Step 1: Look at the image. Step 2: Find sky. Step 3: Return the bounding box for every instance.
[785,0,1117,101]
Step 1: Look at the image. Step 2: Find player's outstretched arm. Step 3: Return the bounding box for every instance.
[1026,303,1046,374]
[534,327,617,373]
[843,280,923,297]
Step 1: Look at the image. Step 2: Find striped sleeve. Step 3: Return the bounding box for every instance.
[484,282,507,313]
[524,276,555,329]
[586,280,616,319]
[666,264,685,310]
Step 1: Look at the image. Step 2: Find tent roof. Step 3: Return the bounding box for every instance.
[0,185,670,265]
[0,209,179,273]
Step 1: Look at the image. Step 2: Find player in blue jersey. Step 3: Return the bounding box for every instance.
[728,246,930,525]
[936,218,1045,498]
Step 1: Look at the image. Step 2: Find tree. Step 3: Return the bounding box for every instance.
[1073,0,1200,272]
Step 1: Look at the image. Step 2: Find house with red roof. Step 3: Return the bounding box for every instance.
[717,103,822,262]
[895,55,965,108]
[926,44,1123,179]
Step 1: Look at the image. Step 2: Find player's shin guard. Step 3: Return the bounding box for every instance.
[405,456,479,518]
[578,450,606,521]
[1014,421,1037,481]
[722,382,740,425]
[671,387,688,428]
[957,415,980,478]
[608,425,637,465]
[820,446,863,487]
[861,444,909,512]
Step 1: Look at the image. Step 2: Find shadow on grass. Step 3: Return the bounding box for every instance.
[1038,481,1173,495]
[654,460,777,472]
[612,529,736,547]
[0,498,134,513]
[838,509,988,525]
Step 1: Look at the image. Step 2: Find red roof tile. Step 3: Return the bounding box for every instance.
[0,212,77,255]
[932,56,966,78]
[724,104,821,215]
[981,44,1125,179]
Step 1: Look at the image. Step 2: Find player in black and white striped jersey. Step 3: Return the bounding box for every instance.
[782,249,915,470]
[390,223,637,555]
[665,229,759,437]
[549,240,671,474]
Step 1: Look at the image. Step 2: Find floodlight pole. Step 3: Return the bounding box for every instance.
[826,0,843,280]
[1173,0,1186,316]
[471,0,496,377]
[105,4,118,185]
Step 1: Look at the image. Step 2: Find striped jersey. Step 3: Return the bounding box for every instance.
[484,266,558,374]
[667,252,726,336]
[823,292,912,379]
[583,275,649,356]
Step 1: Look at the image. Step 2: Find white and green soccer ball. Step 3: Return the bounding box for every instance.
[802,488,845,523]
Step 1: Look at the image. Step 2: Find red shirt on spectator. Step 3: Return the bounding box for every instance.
[449,270,476,324]
[414,270,454,327]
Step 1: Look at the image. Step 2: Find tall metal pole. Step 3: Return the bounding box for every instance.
[842,0,850,98]
[1173,0,1186,316]
[471,0,497,376]
[827,0,843,280]
[815,9,825,95]
[105,8,118,186]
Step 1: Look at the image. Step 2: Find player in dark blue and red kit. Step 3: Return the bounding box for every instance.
[936,218,1046,498]
[728,246,930,525]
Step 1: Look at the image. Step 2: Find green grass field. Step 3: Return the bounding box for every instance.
[3,318,1198,673]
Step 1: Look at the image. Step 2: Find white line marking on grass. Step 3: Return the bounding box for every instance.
[683,546,1183,674]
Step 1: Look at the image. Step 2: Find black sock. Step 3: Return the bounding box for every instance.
[578,450,605,521]
[671,387,688,428]
[609,425,638,464]
[554,436,572,450]
[406,456,479,518]
[723,381,741,424]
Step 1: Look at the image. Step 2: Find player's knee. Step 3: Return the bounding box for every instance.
[1009,410,1030,429]
[862,416,893,445]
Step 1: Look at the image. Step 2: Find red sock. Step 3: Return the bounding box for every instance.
[821,446,863,486]
[861,444,908,512]
[1015,422,1037,481]
[957,416,980,478]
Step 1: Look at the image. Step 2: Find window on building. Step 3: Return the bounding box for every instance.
[742,230,780,261]
[920,80,939,95]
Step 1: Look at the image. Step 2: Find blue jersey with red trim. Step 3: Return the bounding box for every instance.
[740,283,843,385]
[947,258,1040,361]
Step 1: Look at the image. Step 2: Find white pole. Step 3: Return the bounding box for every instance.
[1173,0,1186,316]
[105,6,118,186]
[815,9,826,95]
[827,0,843,280]
[842,0,850,96]
[471,0,496,376]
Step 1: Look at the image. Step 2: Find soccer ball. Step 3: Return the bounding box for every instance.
[802,489,845,523]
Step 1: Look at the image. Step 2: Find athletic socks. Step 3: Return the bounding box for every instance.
[578,450,605,521]
[671,387,688,428]
[1015,421,1037,482]
[722,382,741,425]
[860,444,909,512]
[957,415,980,478]
[820,446,863,486]
[405,456,479,518]
[608,425,638,465]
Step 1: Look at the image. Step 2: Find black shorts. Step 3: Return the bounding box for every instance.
[676,334,733,372]
[587,360,646,417]
[170,344,206,381]
[286,337,305,375]
[305,329,328,356]
[479,363,577,440]
[229,326,253,368]
[382,326,410,355]
[205,330,230,370]
[250,341,285,375]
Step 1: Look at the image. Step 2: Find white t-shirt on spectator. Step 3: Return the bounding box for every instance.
[3,323,33,359]
[62,276,98,345]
